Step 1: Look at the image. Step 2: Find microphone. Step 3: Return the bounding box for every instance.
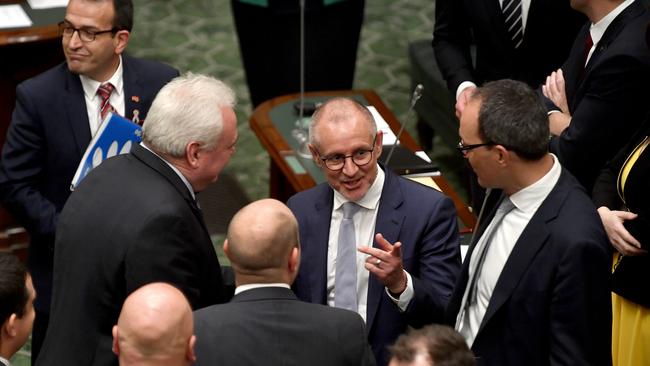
[383,84,424,166]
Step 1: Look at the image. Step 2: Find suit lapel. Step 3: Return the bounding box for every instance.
[306,186,334,305]
[366,168,405,332]
[477,171,569,335]
[122,56,144,124]
[63,70,92,157]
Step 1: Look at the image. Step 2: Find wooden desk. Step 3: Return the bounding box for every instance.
[249,89,477,232]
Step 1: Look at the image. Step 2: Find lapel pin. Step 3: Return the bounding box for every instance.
[131,95,140,103]
[132,109,141,125]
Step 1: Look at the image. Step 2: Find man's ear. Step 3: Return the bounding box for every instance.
[186,142,202,168]
[289,246,300,274]
[114,30,130,55]
[3,314,17,338]
[495,145,510,166]
[112,325,120,356]
[223,239,231,260]
[308,144,321,166]
[187,335,197,362]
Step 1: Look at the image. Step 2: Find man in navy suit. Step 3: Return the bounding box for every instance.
[449,79,611,365]
[287,98,461,365]
[0,0,178,359]
[542,0,650,193]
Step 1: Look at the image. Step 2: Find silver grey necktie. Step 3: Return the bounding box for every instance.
[335,202,361,311]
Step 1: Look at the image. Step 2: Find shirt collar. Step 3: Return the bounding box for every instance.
[508,154,561,213]
[333,163,385,211]
[590,0,634,46]
[0,356,11,366]
[140,142,196,200]
[80,55,124,100]
[235,283,291,295]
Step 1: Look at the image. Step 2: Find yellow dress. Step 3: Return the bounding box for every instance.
[611,253,650,366]
[611,136,650,366]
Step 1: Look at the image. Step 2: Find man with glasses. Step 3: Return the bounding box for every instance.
[447,79,611,364]
[0,0,178,360]
[287,98,461,366]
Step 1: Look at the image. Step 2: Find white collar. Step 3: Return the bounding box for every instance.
[508,154,561,213]
[235,283,291,295]
[140,142,196,200]
[589,0,634,46]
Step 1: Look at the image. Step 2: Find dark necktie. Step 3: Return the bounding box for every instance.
[97,83,115,121]
[464,197,516,309]
[502,0,523,49]
[335,202,361,311]
[583,32,594,67]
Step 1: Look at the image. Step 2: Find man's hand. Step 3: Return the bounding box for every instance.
[597,206,646,256]
[543,68,569,114]
[455,86,476,119]
[358,233,407,295]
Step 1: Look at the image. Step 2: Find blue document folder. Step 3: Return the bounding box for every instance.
[70,113,142,190]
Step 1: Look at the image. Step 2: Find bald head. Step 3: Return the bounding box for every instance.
[309,97,376,149]
[113,283,195,366]
[225,199,300,284]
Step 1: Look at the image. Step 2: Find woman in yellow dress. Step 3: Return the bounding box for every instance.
[593,122,650,366]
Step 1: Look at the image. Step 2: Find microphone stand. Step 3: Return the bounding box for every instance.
[383,84,424,166]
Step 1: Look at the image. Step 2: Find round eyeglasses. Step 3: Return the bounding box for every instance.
[317,137,376,171]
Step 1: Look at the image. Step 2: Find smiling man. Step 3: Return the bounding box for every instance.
[287,98,461,365]
[0,0,178,360]
[36,73,235,366]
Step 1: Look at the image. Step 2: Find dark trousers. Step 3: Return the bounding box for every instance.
[231,0,365,107]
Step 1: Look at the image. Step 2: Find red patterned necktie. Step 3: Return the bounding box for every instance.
[583,32,594,67]
[97,83,115,121]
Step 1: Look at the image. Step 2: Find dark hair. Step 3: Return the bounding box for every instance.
[390,325,475,366]
[471,79,549,161]
[112,0,133,31]
[0,254,29,323]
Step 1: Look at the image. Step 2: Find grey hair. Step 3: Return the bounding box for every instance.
[142,73,236,158]
[471,79,549,161]
[308,97,376,148]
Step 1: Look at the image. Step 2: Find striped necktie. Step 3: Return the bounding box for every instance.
[502,0,523,49]
[97,83,115,121]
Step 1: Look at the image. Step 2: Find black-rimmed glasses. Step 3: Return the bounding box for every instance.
[58,22,116,42]
[317,136,377,171]
[456,141,494,155]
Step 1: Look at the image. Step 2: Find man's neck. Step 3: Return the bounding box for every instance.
[503,154,554,196]
[586,0,625,23]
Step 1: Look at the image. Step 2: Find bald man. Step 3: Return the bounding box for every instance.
[193,199,375,366]
[112,283,195,366]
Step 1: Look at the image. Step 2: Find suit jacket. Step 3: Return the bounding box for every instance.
[35,144,226,366]
[287,166,461,365]
[194,286,376,366]
[445,168,612,366]
[592,122,650,308]
[433,0,585,93]
[549,1,650,193]
[0,55,178,313]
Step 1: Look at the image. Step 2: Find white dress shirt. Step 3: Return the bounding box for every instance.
[80,55,125,137]
[326,166,415,322]
[585,0,634,65]
[235,283,291,295]
[457,154,561,347]
[0,356,10,366]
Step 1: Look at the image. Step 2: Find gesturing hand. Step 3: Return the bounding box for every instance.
[358,233,407,295]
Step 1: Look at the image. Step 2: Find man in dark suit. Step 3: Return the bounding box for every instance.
[36,73,236,366]
[112,283,196,366]
[287,98,461,365]
[542,0,650,193]
[433,0,585,118]
[194,198,375,366]
[0,0,178,358]
[449,79,611,365]
[0,254,36,366]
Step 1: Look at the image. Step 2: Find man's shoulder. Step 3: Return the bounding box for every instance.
[287,183,331,208]
[18,62,70,93]
[123,54,179,80]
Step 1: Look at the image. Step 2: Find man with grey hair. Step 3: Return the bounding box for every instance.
[446,79,611,365]
[288,97,461,365]
[37,73,236,366]
[112,283,195,366]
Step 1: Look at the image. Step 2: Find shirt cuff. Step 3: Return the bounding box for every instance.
[385,270,414,312]
[456,81,477,100]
